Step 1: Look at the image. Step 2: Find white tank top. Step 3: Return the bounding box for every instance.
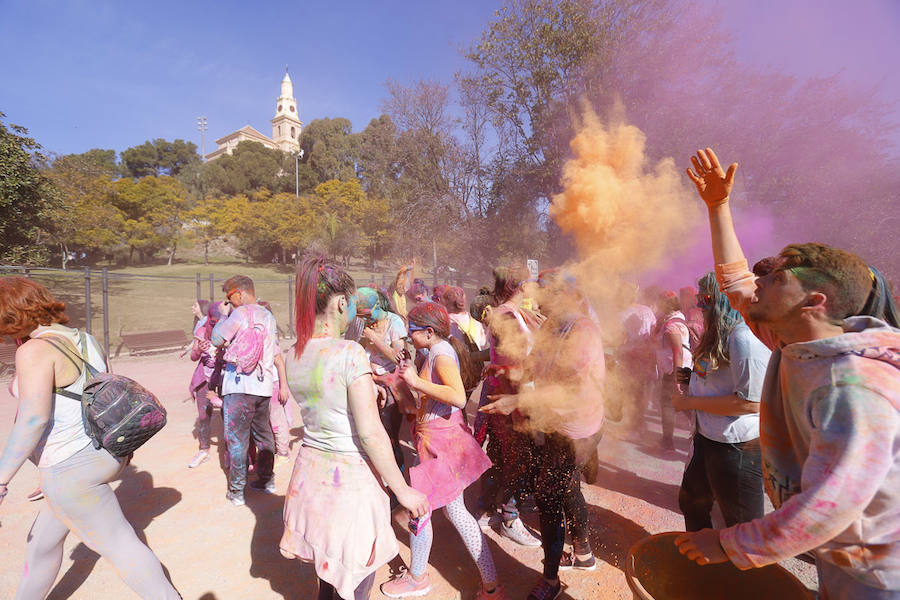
[28,325,106,468]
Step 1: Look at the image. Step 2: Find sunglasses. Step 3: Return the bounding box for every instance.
[696,293,713,309]
[224,289,240,305]
[407,322,429,333]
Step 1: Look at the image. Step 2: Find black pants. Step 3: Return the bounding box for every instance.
[678,434,764,531]
[534,435,591,580]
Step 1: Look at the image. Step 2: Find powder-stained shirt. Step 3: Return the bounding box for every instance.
[689,322,770,443]
[716,259,900,590]
[213,303,278,398]
[286,338,372,455]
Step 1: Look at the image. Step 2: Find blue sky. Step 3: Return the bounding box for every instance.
[1,0,897,158]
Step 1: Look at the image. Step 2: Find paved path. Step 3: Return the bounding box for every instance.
[0,351,815,599]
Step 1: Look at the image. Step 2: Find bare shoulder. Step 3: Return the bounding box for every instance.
[16,337,57,362]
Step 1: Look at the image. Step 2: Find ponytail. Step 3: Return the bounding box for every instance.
[293,256,356,358]
[449,335,480,391]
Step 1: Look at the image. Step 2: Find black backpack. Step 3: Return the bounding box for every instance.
[42,333,167,457]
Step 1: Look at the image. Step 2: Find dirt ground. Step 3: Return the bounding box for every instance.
[0,350,816,599]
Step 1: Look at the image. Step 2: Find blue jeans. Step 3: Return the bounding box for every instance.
[679,434,764,531]
[223,393,274,494]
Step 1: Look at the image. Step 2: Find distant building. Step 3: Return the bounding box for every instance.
[205,69,303,161]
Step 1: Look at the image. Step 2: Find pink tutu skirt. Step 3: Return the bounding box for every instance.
[410,410,492,511]
[280,445,399,598]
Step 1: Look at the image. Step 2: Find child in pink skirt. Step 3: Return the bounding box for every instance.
[380,302,508,600]
[280,258,428,600]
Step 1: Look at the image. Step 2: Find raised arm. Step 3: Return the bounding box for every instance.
[686,147,743,265]
[687,149,777,348]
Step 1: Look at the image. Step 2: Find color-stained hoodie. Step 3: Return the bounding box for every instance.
[716,260,900,590]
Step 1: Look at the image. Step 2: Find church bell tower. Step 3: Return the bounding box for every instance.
[271,67,302,153]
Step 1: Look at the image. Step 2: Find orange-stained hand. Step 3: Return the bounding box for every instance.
[686,148,738,209]
[674,529,729,565]
[479,394,520,416]
[672,392,693,411]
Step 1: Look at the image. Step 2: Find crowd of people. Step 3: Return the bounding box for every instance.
[0,146,898,600]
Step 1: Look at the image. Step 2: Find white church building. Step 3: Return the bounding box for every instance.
[205,70,303,161]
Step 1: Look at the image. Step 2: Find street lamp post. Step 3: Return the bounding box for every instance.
[293,148,304,197]
[197,116,208,161]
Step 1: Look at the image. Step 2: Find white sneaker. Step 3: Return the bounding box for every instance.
[500,518,541,547]
[188,450,209,469]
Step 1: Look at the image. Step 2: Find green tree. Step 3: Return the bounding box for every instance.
[0,112,58,264]
[45,153,125,267]
[299,118,359,184]
[201,141,299,197]
[188,195,233,264]
[357,115,402,200]
[113,176,191,264]
[120,138,199,178]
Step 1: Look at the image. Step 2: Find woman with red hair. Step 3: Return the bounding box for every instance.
[0,277,180,599]
[380,302,506,600]
[279,258,427,600]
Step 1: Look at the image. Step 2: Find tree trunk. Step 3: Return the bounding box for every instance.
[167,241,177,266]
[204,241,209,265]
[60,243,68,270]
[128,246,135,265]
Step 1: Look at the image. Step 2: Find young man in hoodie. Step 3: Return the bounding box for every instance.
[674,148,900,599]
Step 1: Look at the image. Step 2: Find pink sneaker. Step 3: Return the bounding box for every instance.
[476,583,509,599]
[380,571,432,598]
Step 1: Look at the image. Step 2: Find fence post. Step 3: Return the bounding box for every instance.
[287,275,294,337]
[196,273,202,300]
[209,273,215,302]
[102,268,110,358]
[83,267,92,334]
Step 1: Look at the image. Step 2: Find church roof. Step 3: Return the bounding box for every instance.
[213,124,273,145]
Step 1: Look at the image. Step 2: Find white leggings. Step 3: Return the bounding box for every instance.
[409,493,498,584]
[15,444,180,600]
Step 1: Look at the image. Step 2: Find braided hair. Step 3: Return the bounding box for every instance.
[294,256,356,357]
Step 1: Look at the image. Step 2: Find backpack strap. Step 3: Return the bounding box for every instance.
[34,335,98,401]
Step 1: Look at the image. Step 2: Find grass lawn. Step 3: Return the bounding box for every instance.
[2,259,416,354]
